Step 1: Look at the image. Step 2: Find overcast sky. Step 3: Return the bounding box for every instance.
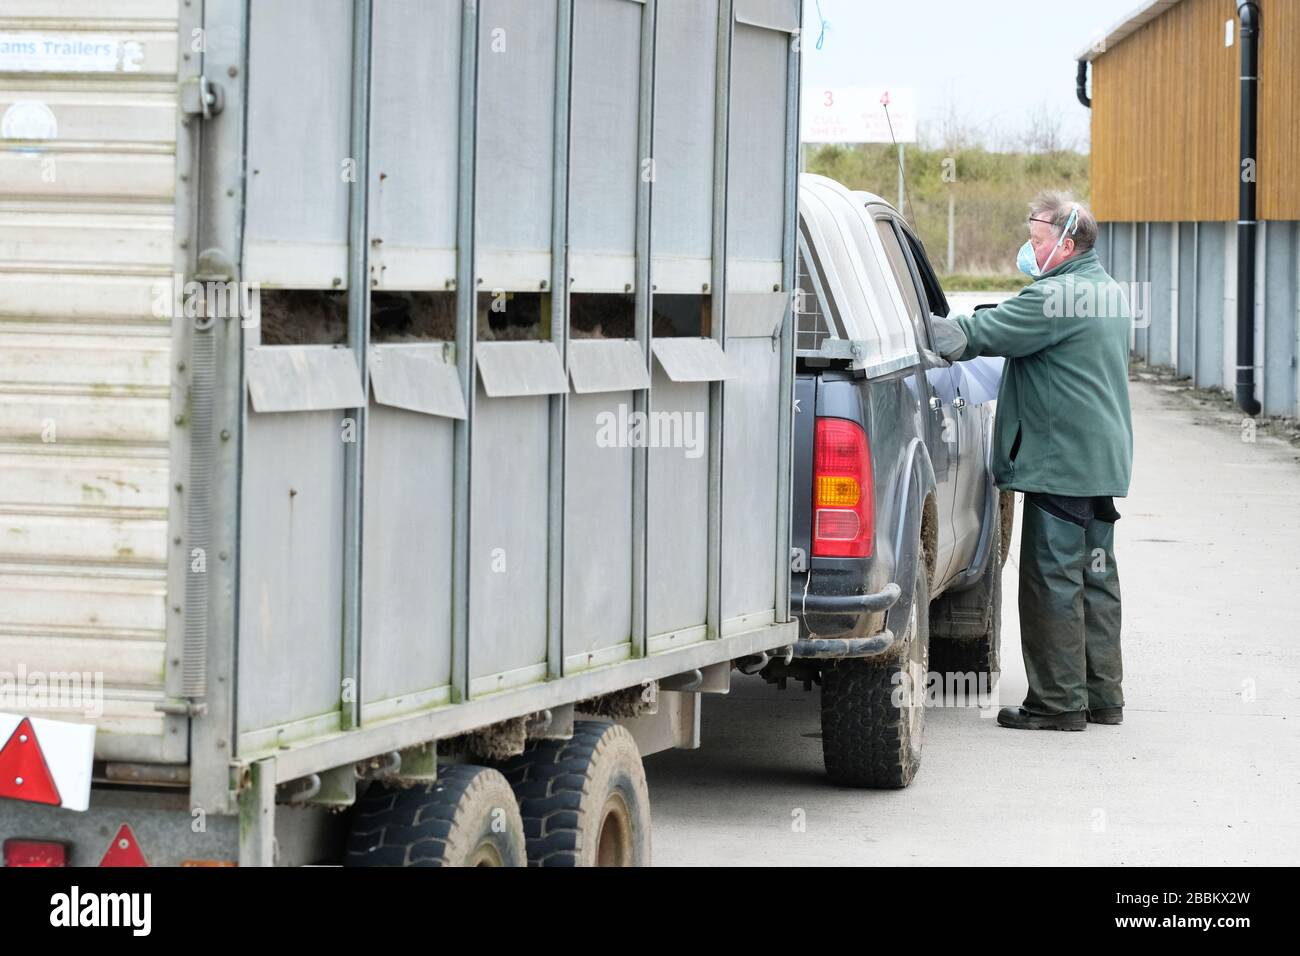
[800,0,1142,151]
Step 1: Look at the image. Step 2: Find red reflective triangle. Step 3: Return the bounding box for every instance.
[99,824,149,867]
[0,718,61,806]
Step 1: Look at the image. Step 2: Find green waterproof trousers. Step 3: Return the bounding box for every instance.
[1018,494,1124,716]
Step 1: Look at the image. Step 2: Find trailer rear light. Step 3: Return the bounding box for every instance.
[812,417,873,558]
[4,839,66,867]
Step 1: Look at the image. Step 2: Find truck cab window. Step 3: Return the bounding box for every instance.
[873,216,932,353]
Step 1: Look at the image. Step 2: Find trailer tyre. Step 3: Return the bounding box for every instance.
[498,719,650,866]
[820,555,930,789]
[345,764,526,867]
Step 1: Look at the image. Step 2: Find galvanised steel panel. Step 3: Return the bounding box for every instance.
[0,0,182,762]
[1194,222,1226,390]
[1135,223,1149,360]
[651,0,718,290]
[238,412,346,735]
[369,0,461,291]
[476,0,558,290]
[564,391,634,668]
[569,0,642,292]
[1147,222,1173,368]
[469,389,550,686]
[726,21,788,292]
[1263,221,1298,417]
[647,372,709,638]
[721,336,779,619]
[243,0,354,288]
[1177,223,1197,378]
[362,403,455,708]
[1107,221,1133,286]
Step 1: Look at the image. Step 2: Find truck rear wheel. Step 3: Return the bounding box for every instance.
[497,719,651,866]
[344,764,526,867]
[820,557,930,789]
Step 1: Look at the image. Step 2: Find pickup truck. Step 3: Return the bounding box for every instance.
[764,175,1013,789]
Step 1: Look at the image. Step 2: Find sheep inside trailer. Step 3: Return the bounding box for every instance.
[0,0,801,867]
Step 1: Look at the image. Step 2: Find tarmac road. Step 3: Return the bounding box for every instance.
[645,376,1300,865]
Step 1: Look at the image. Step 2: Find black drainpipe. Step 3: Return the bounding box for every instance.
[1236,1,1261,415]
[1075,59,1091,108]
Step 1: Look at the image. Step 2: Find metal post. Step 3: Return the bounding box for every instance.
[632,0,657,659]
[188,0,250,816]
[706,0,734,641]
[547,0,574,678]
[774,7,801,624]
[340,0,373,731]
[451,0,480,702]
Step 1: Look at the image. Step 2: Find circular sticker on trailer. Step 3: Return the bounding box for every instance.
[2,100,58,150]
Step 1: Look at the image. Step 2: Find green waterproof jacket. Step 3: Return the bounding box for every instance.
[952,248,1133,497]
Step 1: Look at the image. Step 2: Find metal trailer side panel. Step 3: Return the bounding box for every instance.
[646,374,711,646]
[468,388,552,693]
[243,0,355,288]
[563,390,636,671]
[725,17,788,292]
[360,402,455,718]
[237,410,346,744]
[569,0,643,293]
[475,0,558,291]
[652,0,719,292]
[0,0,186,762]
[368,0,461,291]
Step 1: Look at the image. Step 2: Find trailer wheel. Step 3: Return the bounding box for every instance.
[498,719,650,866]
[344,764,526,867]
[820,555,930,789]
[929,503,1003,689]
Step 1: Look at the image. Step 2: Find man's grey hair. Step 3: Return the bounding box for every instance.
[1029,191,1097,254]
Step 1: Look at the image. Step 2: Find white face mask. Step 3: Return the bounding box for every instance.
[1018,205,1080,277]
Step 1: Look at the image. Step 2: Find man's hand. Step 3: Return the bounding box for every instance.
[930,315,969,362]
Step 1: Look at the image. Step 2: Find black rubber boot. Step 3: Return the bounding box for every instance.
[996,706,1086,731]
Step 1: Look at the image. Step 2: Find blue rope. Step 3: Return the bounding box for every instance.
[814,0,829,50]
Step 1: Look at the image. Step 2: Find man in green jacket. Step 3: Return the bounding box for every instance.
[931,192,1134,731]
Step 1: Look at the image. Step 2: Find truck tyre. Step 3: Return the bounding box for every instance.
[929,499,1003,688]
[344,764,526,867]
[820,555,930,789]
[497,719,651,866]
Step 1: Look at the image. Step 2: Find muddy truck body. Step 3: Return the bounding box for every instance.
[770,175,1012,789]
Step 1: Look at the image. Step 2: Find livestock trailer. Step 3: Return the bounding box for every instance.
[0,0,802,866]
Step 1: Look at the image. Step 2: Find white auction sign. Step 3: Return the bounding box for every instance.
[801,86,917,144]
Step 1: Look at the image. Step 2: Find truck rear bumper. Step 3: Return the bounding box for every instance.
[790,580,902,658]
[792,628,897,659]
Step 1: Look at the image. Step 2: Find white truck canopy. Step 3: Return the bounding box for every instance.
[796,174,922,377]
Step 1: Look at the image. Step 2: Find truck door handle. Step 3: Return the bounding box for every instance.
[952,396,966,409]
[929,396,942,411]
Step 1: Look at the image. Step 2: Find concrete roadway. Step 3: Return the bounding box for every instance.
[645,377,1300,865]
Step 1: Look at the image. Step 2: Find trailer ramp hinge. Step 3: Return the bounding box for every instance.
[181,74,225,120]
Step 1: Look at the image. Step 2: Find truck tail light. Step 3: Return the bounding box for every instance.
[4,839,67,867]
[812,417,873,558]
